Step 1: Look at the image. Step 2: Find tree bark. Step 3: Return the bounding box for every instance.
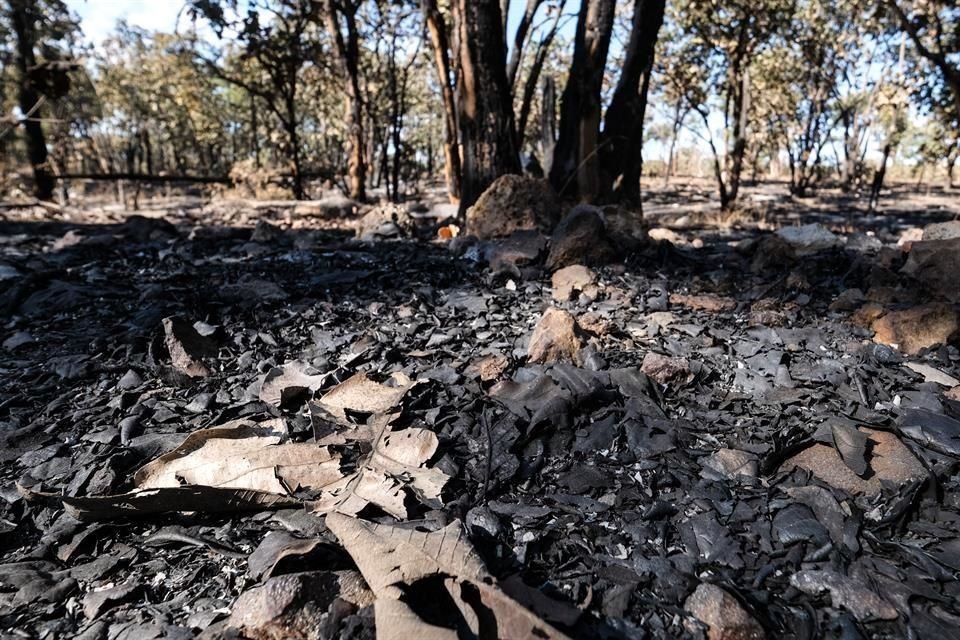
[9,0,55,201]
[422,0,462,202]
[724,60,749,209]
[549,0,616,200]
[598,0,666,204]
[323,0,367,202]
[453,0,521,215]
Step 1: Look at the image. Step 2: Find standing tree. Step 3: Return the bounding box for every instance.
[452,0,520,213]
[321,0,367,201]
[5,0,77,200]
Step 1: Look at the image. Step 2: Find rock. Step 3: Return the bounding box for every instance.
[577,311,615,336]
[789,570,898,622]
[922,221,960,241]
[251,220,281,243]
[356,203,415,240]
[466,174,560,239]
[897,227,924,249]
[117,369,143,390]
[527,307,582,364]
[702,449,759,480]
[641,352,693,387]
[750,235,797,273]
[483,231,547,272]
[669,293,737,313]
[648,227,684,244]
[850,303,886,328]
[871,303,958,355]
[829,288,865,312]
[947,386,960,401]
[783,428,925,496]
[226,571,372,640]
[845,232,883,253]
[901,238,960,302]
[463,354,510,382]
[776,223,842,255]
[121,215,178,242]
[684,583,765,640]
[546,205,620,271]
[551,265,597,302]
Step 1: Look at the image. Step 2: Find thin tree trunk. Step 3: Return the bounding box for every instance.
[550,0,616,200]
[323,0,366,202]
[598,0,666,205]
[422,0,462,202]
[9,0,55,201]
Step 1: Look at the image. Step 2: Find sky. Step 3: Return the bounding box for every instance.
[66,0,184,45]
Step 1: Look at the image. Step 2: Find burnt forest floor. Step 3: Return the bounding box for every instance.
[1,181,960,640]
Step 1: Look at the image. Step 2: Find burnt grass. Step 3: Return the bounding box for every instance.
[1,187,960,639]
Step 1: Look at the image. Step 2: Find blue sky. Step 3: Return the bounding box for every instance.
[66,0,184,44]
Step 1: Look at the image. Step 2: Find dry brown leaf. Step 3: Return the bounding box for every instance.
[134,420,342,494]
[327,513,570,640]
[317,371,417,422]
[259,361,330,406]
[310,421,448,519]
[308,373,449,519]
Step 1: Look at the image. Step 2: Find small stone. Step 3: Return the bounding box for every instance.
[922,221,960,241]
[789,570,898,622]
[776,223,842,255]
[251,220,281,243]
[684,583,765,640]
[702,448,759,480]
[669,293,736,313]
[641,352,693,386]
[464,354,510,382]
[185,392,216,413]
[829,288,865,312]
[577,311,615,336]
[783,428,925,496]
[902,238,960,303]
[871,303,958,355]
[551,265,596,302]
[117,369,142,390]
[527,307,581,364]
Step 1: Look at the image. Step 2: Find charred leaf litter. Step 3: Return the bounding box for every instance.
[1,198,960,640]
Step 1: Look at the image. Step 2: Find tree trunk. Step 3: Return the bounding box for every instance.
[516,1,565,148]
[323,0,366,202]
[868,143,891,211]
[421,0,462,202]
[724,61,750,209]
[9,0,55,201]
[598,0,666,204]
[453,0,520,215]
[550,0,616,200]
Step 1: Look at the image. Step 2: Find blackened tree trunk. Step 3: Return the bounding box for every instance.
[598,0,666,204]
[422,0,462,202]
[549,0,616,200]
[724,57,750,209]
[323,0,366,202]
[9,0,55,201]
[515,0,565,148]
[454,0,520,215]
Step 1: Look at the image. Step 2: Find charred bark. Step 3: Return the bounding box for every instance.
[9,0,55,201]
[549,0,616,200]
[598,0,666,204]
[453,0,520,215]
